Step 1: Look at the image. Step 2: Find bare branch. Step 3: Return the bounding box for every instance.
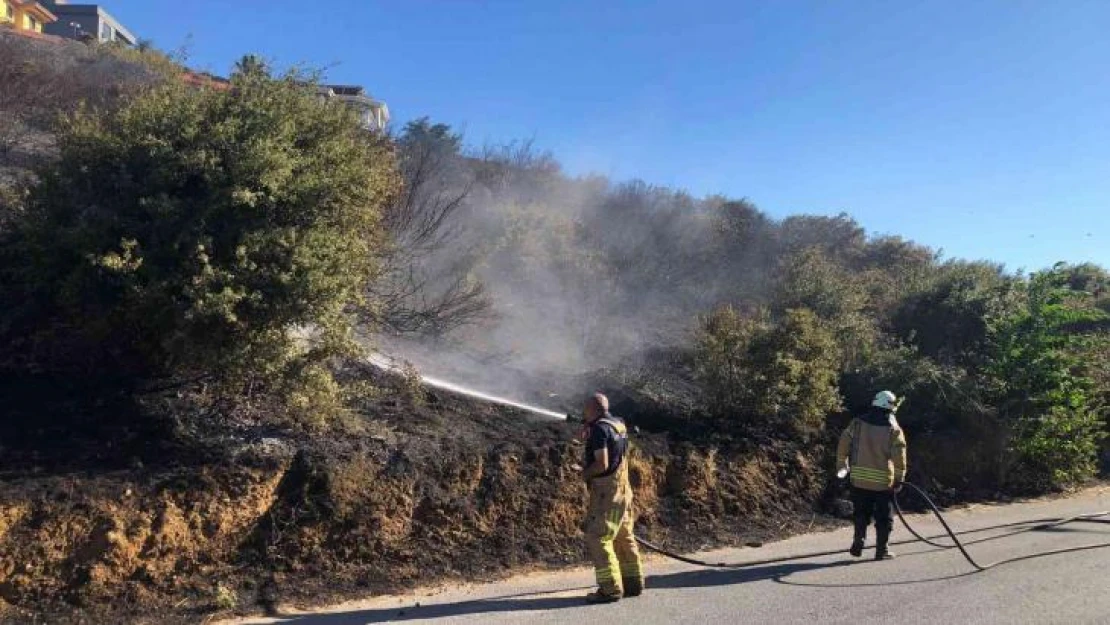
[367,119,491,336]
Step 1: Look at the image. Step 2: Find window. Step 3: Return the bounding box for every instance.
[100,22,113,41]
[5,3,13,22]
[29,16,39,31]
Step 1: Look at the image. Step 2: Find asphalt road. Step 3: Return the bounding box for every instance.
[226,486,1110,625]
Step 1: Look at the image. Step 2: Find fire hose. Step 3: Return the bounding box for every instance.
[561,412,1109,571]
[633,481,1110,571]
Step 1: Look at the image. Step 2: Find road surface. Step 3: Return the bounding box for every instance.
[225,486,1109,625]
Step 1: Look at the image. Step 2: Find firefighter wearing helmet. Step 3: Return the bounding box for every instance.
[836,390,908,560]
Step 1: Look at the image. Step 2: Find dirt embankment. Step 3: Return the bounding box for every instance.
[0,373,829,624]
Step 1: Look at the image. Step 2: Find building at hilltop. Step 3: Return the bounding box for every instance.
[40,0,135,45]
[318,84,390,132]
[1,1,57,34]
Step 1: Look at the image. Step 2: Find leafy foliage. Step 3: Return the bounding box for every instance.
[984,266,1108,490]
[0,60,400,421]
[696,306,841,438]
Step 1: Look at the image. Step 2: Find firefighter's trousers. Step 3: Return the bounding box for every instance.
[584,465,643,596]
[851,486,894,546]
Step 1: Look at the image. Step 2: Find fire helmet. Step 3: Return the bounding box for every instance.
[872,390,898,411]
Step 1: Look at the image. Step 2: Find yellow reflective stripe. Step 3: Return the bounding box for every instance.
[851,465,891,485]
[852,464,888,472]
[851,466,889,478]
[600,508,622,541]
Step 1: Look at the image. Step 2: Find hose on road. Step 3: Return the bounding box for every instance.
[634,482,1110,572]
[892,481,1110,571]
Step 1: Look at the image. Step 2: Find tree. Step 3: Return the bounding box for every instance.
[985,268,1108,490]
[0,62,400,420]
[712,198,776,300]
[233,54,270,77]
[772,248,878,370]
[695,306,842,438]
[777,213,866,262]
[892,261,1019,368]
[367,118,489,336]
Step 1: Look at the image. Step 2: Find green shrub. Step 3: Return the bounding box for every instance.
[891,260,1019,368]
[212,582,238,610]
[985,267,1109,491]
[695,306,842,438]
[1007,406,1103,491]
[0,59,400,420]
[772,248,879,371]
[398,361,426,406]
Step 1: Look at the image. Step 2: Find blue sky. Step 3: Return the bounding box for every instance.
[106,1,1108,271]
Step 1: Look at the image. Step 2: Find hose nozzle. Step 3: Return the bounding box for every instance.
[565,412,583,423]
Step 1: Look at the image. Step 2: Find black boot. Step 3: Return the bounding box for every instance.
[874,493,895,560]
[874,526,895,560]
[850,537,865,558]
[586,588,622,604]
[850,515,868,557]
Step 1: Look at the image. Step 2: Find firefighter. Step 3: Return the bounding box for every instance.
[579,392,644,603]
[836,390,908,561]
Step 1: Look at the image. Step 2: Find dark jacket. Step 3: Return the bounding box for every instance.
[584,414,629,479]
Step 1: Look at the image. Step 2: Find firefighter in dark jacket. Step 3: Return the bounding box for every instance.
[836,390,908,560]
[579,392,644,603]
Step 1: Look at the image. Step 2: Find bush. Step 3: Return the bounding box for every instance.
[0,60,400,420]
[844,344,1008,492]
[772,248,879,371]
[985,267,1109,491]
[695,306,842,438]
[1007,406,1103,491]
[892,261,1019,368]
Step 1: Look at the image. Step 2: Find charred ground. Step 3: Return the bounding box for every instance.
[0,362,834,624]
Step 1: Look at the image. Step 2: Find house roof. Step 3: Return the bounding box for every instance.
[181,70,230,91]
[326,85,366,96]
[45,2,135,42]
[14,1,58,22]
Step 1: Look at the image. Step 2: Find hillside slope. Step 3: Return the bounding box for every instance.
[0,364,830,624]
